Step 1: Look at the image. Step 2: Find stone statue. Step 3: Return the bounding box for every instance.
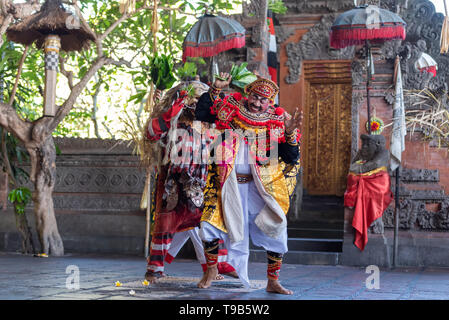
[349,134,390,174]
[345,133,393,251]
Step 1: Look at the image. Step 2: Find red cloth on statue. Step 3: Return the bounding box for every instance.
[344,169,393,251]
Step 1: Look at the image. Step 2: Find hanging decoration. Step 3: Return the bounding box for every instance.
[415,52,438,77]
[365,116,384,135]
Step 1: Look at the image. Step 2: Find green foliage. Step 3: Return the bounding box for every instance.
[230,62,258,88]
[149,54,177,90]
[0,128,30,182]
[8,187,32,215]
[193,0,240,13]
[1,0,245,140]
[0,41,44,120]
[216,62,257,91]
[177,62,197,80]
[176,57,207,81]
[268,0,287,14]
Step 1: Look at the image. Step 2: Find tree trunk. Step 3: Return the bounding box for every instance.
[0,171,7,210]
[28,136,64,256]
[14,207,36,254]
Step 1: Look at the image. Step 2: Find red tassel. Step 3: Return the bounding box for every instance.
[183,36,245,62]
[330,25,406,49]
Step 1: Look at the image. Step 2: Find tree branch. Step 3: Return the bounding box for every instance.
[0,103,32,144]
[8,45,29,106]
[0,13,12,47]
[1,130,17,186]
[59,56,74,90]
[94,3,153,56]
[49,56,108,131]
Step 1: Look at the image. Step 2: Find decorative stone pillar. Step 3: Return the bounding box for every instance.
[243,0,270,78]
[43,35,61,117]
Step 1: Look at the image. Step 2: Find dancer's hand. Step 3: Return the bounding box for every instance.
[213,72,232,89]
[284,107,303,134]
[154,89,163,103]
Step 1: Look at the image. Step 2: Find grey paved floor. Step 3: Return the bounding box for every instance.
[1,252,449,300]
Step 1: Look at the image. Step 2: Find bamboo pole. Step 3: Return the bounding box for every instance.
[43,35,61,117]
[143,0,160,258]
[143,169,152,258]
[392,167,400,268]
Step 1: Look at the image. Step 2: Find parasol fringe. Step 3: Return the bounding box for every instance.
[330,26,405,49]
[182,36,245,62]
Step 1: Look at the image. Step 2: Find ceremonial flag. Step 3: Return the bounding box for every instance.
[390,56,406,171]
[267,10,278,105]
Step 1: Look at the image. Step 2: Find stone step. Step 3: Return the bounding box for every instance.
[250,236,343,253]
[288,226,343,239]
[249,249,340,265]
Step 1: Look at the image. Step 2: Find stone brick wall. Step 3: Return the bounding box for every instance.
[0,138,148,255]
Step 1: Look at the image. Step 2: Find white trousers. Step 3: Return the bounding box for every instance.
[199,180,288,288]
[167,228,206,265]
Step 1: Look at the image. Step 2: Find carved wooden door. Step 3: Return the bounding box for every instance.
[303,81,352,196]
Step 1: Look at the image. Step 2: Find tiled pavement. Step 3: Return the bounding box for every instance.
[1,252,449,300]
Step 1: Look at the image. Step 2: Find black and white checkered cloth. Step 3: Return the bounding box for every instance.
[45,52,59,71]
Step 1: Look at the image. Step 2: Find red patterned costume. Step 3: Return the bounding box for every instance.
[144,81,236,278]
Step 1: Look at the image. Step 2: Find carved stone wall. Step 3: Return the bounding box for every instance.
[0,138,147,254]
[284,14,355,84]
[282,0,354,14]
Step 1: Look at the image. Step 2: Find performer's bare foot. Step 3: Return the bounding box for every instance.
[197,266,218,288]
[215,274,224,280]
[266,279,293,295]
[222,271,239,278]
[145,271,166,284]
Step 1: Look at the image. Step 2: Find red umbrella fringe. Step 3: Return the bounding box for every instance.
[330,25,405,49]
[182,36,245,62]
[419,66,437,77]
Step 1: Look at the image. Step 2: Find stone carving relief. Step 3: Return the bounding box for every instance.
[383,198,418,229]
[370,217,385,234]
[381,0,449,94]
[379,196,449,231]
[18,165,146,194]
[274,25,295,45]
[283,0,354,14]
[416,199,449,230]
[243,0,267,19]
[285,14,355,84]
[52,195,143,212]
[250,23,264,46]
[351,59,366,87]
[399,168,439,182]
